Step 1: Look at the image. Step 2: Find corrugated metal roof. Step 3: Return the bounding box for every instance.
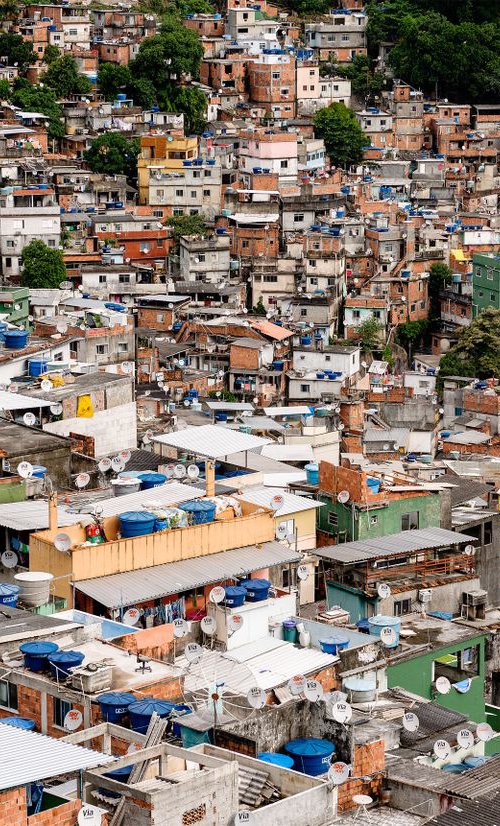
[75,540,301,608]
[64,481,202,520]
[261,444,315,462]
[314,527,476,564]
[428,795,500,826]
[205,402,255,412]
[0,723,113,790]
[152,424,270,459]
[444,431,491,445]
[443,754,500,799]
[262,471,307,487]
[0,389,53,411]
[0,500,79,531]
[265,406,312,417]
[237,486,323,516]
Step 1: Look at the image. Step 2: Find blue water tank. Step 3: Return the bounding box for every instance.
[101,764,134,797]
[223,585,246,608]
[319,634,349,655]
[1,716,36,730]
[104,302,127,312]
[239,578,270,602]
[285,738,335,776]
[119,511,156,538]
[98,692,137,723]
[366,477,381,494]
[215,412,228,422]
[357,619,370,634]
[48,650,85,680]
[368,615,400,648]
[172,703,191,737]
[28,358,49,377]
[305,463,319,485]
[179,500,216,525]
[129,699,175,734]
[31,465,47,479]
[4,330,28,349]
[138,472,167,490]
[0,583,19,606]
[300,335,312,346]
[258,753,294,769]
[20,641,59,672]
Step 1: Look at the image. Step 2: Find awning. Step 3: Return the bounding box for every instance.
[152,424,270,459]
[75,540,301,609]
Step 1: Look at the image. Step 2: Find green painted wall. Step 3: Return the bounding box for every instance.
[387,634,487,723]
[317,492,441,543]
[472,253,500,318]
[326,580,377,623]
[0,479,25,504]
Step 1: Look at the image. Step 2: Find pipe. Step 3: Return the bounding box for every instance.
[205,459,215,497]
[48,491,58,532]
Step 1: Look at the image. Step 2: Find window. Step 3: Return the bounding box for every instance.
[69,28,78,35]
[300,308,307,317]
[197,254,206,263]
[263,275,277,283]
[282,567,291,589]
[328,511,338,527]
[53,698,72,728]
[5,257,11,268]
[401,511,419,531]
[300,383,310,393]
[394,599,412,616]
[280,160,288,169]
[370,515,378,525]
[173,209,184,216]
[99,275,106,283]
[118,274,130,284]
[433,644,479,682]
[487,269,493,281]
[272,72,280,80]
[278,518,295,538]
[492,294,496,301]
[203,189,211,197]
[156,189,164,198]
[6,240,13,248]
[191,191,197,199]
[96,343,109,355]
[294,214,304,223]
[0,681,18,710]
[175,189,183,197]
[352,310,361,319]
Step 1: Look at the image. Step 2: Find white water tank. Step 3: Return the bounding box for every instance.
[14,572,53,607]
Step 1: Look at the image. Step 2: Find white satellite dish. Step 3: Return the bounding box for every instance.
[456,728,474,749]
[234,813,253,825]
[383,443,390,451]
[288,675,307,696]
[331,701,352,724]
[476,722,493,742]
[275,524,288,541]
[145,429,154,440]
[165,463,175,479]
[435,676,451,695]
[17,461,33,479]
[209,586,225,604]
[41,379,53,391]
[174,464,187,479]
[201,616,216,636]
[328,762,350,785]
[23,412,36,427]
[187,464,200,479]
[377,583,391,600]
[247,686,266,709]
[183,399,191,407]
[75,473,90,489]
[464,544,475,556]
[120,450,131,464]
[64,709,83,731]
[173,618,188,638]
[303,679,323,703]
[380,626,397,647]
[78,805,101,826]
[270,494,284,511]
[123,608,141,626]
[433,739,450,759]
[111,456,125,473]
[402,712,419,733]
[56,320,68,334]
[185,642,203,664]
[228,614,244,633]
[1,550,18,569]
[54,533,72,552]
[121,361,134,374]
[98,457,112,473]
[297,564,309,581]
[60,280,73,290]
[50,403,63,416]
[337,490,350,504]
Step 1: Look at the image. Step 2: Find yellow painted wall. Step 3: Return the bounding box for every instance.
[274,508,317,550]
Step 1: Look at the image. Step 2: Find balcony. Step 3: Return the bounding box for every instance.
[364,553,476,592]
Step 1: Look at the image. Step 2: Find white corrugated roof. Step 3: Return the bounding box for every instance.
[237,486,323,516]
[152,424,270,459]
[0,723,113,790]
[205,402,254,412]
[262,471,307,487]
[261,444,314,462]
[0,500,79,531]
[0,389,53,411]
[265,406,312,417]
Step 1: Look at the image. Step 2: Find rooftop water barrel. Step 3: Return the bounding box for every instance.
[116,93,127,101]
[138,472,167,490]
[273,360,284,371]
[305,463,319,485]
[129,699,175,734]
[282,618,297,643]
[172,703,192,737]
[300,335,312,346]
[223,586,247,608]
[179,499,216,525]
[1,717,36,730]
[316,372,325,379]
[0,583,20,607]
[20,641,59,672]
[366,477,381,494]
[319,634,349,655]
[14,572,53,607]
[284,738,335,776]
[29,358,49,377]
[98,692,137,723]
[368,615,400,648]
[48,650,85,680]
[118,511,156,538]
[0,322,7,342]
[111,477,142,497]
[101,764,134,798]
[4,329,28,349]
[258,753,294,769]
[239,578,270,602]
[215,412,228,422]
[343,676,376,702]
[31,465,47,479]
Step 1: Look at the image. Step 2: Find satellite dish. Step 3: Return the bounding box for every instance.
[247,686,266,709]
[380,626,397,647]
[288,675,307,696]
[253,397,259,404]
[209,586,225,604]
[383,443,390,451]
[75,473,90,489]
[56,320,68,334]
[275,524,288,541]
[476,722,493,742]
[165,463,175,479]
[23,412,36,427]
[270,494,284,511]
[121,361,134,374]
[41,379,53,391]
[173,618,188,638]
[297,564,309,581]
[1,550,18,569]
[337,490,350,504]
[54,533,72,552]
[174,464,186,479]
[78,805,101,826]
[435,676,451,695]
[185,642,203,664]
[187,464,200,479]
[402,712,419,733]
[228,614,244,633]
[303,679,324,702]
[120,450,131,464]
[111,456,125,473]
[377,583,391,600]
[17,461,33,479]
[201,615,216,636]
[123,608,141,626]
[328,762,350,785]
[98,457,112,473]
[331,701,352,724]
[464,545,475,556]
[456,728,474,749]
[64,709,83,732]
[183,399,191,407]
[145,429,154,440]
[433,739,450,759]
[234,814,253,826]
[50,403,63,416]
[59,280,73,290]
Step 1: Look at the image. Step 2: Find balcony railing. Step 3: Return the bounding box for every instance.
[365,554,475,588]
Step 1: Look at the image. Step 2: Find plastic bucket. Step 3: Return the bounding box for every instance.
[282,619,297,643]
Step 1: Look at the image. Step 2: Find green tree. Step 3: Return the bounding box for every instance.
[42,55,92,98]
[131,20,203,86]
[165,213,206,244]
[0,0,19,20]
[356,317,382,352]
[438,308,500,387]
[314,103,367,169]
[428,262,452,320]
[11,85,63,140]
[97,62,132,100]
[0,33,35,70]
[253,298,266,316]
[0,79,10,101]
[84,133,140,181]
[160,84,206,133]
[334,55,385,103]
[43,44,60,65]
[397,319,428,358]
[129,77,156,109]
[21,240,67,289]
[208,389,236,401]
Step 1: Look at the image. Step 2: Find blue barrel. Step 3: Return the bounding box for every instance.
[1,716,36,730]
[366,477,381,494]
[0,583,20,606]
[215,412,228,422]
[172,703,192,737]
[31,465,47,479]
[282,618,297,643]
[179,500,216,525]
[4,330,28,349]
[368,615,400,648]
[154,518,168,532]
[305,463,319,485]
[48,650,85,680]
[463,756,489,769]
[138,472,167,490]
[98,692,137,723]
[223,586,246,608]
[101,764,133,798]
[28,358,49,377]
[319,634,349,655]
[129,699,175,734]
[300,336,312,346]
[285,738,335,776]
[258,752,294,769]
[119,511,156,538]
[20,641,59,672]
[357,619,370,634]
[104,302,126,312]
[239,578,270,602]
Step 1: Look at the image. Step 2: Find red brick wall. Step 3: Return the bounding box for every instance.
[337,740,385,813]
[463,388,500,415]
[0,787,26,826]
[230,344,260,370]
[137,308,174,331]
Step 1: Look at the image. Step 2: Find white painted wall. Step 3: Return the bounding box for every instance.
[43,401,137,457]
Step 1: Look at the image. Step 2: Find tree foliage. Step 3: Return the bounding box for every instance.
[356,318,382,352]
[165,213,207,244]
[42,55,92,98]
[97,63,156,109]
[428,262,452,320]
[438,308,500,386]
[159,84,206,133]
[21,240,67,289]
[0,79,10,101]
[0,33,35,70]
[253,298,266,316]
[84,133,140,181]
[43,44,60,65]
[130,19,203,84]
[11,84,63,140]
[314,103,367,169]
[397,319,428,350]
[324,56,385,103]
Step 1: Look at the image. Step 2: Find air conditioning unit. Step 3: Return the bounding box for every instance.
[419,588,432,603]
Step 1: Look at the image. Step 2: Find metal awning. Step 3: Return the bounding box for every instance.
[152,424,270,459]
[0,389,53,411]
[75,540,301,609]
[314,527,476,565]
[205,402,255,412]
